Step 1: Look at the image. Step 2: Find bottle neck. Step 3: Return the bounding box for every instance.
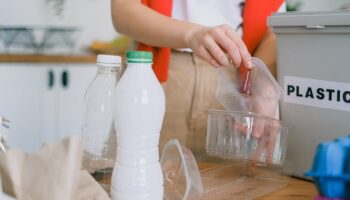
[125,63,153,76]
[97,64,120,74]
[124,62,157,83]
[127,62,152,68]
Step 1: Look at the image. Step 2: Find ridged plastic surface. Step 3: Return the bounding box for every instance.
[305,135,350,199]
[206,109,289,165]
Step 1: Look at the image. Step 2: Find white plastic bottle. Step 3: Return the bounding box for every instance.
[111,51,165,200]
[82,54,122,193]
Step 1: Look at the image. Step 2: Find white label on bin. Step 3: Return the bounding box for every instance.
[284,76,350,112]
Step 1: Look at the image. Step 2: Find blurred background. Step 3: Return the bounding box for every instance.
[1,0,112,47]
[1,0,349,54]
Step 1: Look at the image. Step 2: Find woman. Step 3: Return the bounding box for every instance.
[111,0,285,159]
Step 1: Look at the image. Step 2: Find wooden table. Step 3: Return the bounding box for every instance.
[258,177,317,200]
[198,162,318,200]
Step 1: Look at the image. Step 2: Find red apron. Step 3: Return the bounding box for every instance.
[138,0,284,82]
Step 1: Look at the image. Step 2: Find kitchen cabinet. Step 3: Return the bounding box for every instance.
[0,63,96,152]
[56,65,96,139]
[0,63,46,152]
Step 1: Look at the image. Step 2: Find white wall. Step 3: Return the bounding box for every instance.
[0,0,118,49]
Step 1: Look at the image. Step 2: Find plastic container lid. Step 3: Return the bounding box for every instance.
[126,51,153,63]
[216,57,283,118]
[96,54,122,67]
[160,139,203,200]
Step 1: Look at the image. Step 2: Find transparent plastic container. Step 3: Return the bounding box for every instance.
[159,57,291,199]
[216,57,283,119]
[160,139,203,200]
[82,54,121,193]
[206,109,289,165]
[195,58,293,199]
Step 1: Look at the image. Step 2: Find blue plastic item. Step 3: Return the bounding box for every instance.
[305,135,350,199]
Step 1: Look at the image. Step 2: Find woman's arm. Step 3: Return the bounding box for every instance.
[111,0,252,68]
[253,28,277,77]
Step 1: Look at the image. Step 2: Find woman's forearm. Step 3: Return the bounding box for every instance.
[111,0,252,68]
[111,0,201,48]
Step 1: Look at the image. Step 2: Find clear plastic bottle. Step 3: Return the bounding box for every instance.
[82,54,122,193]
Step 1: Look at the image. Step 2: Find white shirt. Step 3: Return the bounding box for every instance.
[172,0,245,36]
[172,0,286,38]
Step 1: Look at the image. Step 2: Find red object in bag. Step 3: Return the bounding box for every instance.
[239,66,252,95]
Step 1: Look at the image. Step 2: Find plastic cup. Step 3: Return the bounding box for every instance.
[160,139,203,200]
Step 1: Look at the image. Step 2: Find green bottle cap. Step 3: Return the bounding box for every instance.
[126,51,153,63]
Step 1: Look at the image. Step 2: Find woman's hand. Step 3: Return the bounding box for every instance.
[111,1,252,69]
[186,24,253,68]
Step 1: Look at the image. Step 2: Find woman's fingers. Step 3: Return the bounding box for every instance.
[224,25,253,69]
[203,35,230,66]
[188,24,252,69]
[214,32,242,67]
[210,28,242,67]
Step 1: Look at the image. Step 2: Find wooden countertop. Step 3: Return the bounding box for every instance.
[0,54,97,63]
[198,162,318,200]
[258,177,317,200]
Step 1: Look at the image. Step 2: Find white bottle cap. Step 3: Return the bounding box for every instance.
[97,54,122,67]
